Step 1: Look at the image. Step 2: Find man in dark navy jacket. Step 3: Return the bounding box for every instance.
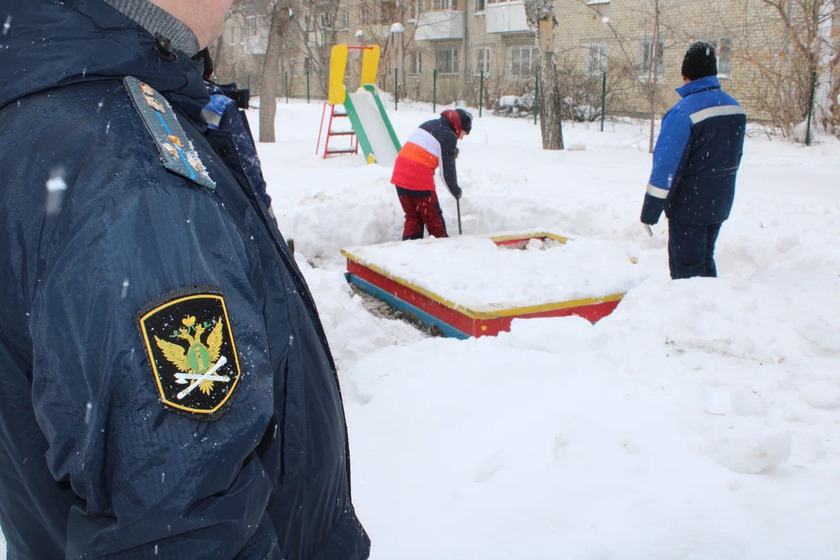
[640,41,747,279]
[0,1,370,558]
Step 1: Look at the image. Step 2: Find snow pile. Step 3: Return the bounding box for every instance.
[5,97,839,560]
[257,100,840,559]
[343,233,647,309]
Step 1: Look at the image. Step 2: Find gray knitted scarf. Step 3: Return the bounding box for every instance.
[103,0,199,56]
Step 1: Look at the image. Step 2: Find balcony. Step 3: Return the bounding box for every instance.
[485,1,529,34]
[415,10,465,41]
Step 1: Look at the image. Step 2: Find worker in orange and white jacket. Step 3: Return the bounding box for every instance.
[391,108,472,240]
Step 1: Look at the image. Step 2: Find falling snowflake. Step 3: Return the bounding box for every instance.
[45,168,68,215]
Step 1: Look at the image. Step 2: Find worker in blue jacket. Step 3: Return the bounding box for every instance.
[640,41,747,279]
[0,1,370,558]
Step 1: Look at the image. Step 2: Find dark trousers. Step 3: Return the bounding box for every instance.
[396,186,447,240]
[668,221,723,279]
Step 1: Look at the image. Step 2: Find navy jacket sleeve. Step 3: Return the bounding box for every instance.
[641,105,692,224]
[204,94,271,209]
[438,129,462,199]
[29,147,281,556]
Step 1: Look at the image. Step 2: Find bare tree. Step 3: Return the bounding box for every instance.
[283,0,347,98]
[574,0,671,150]
[758,0,838,133]
[677,0,840,136]
[647,0,660,153]
[259,0,294,142]
[581,0,840,137]
[354,0,423,92]
[523,0,564,150]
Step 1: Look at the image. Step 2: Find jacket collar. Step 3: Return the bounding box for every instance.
[676,75,721,99]
[1,0,208,123]
[103,0,199,57]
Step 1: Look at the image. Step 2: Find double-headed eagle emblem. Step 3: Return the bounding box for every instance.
[155,315,229,399]
[138,289,240,419]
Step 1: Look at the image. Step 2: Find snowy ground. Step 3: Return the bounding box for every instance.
[263,98,840,559]
[5,97,840,558]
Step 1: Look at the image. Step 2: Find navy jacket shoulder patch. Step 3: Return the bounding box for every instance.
[124,76,216,191]
[137,286,242,421]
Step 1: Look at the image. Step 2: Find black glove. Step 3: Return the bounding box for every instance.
[640,194,664,225]
[452,186,462,200]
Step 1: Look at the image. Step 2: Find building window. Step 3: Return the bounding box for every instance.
[360,6,369,25]
[638,40,664,80]
[408,51,422,75]
[432,0,455,10]
[337,10,350,29]
[587,43,608,75]
[437,48,460,74]
[716,37,732,78]
[509,46,536,77]
[476,0,486,11]
[381,1,396,24]
[411,0,423,20]
[475,48,491,76]
[229,24,244,46]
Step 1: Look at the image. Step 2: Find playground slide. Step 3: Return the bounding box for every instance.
[345,85,401,167]
[328,44,402,166]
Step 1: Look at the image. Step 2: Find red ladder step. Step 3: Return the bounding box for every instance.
[316,102,358,159]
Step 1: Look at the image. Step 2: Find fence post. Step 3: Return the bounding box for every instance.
[806,70,817,146]
[284,71,289,104]
[395,68,399,111]
[433,69,438,113]
[479,70,484,117]
[534,67,539,125]
[306,70,310,103]
[600,71,607,132]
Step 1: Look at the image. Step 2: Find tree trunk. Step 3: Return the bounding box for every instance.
[815,0,836,129]
[259,3,291,143]
[523,0,564,150]
[210,36,224,80]
[648,0,660,154]
[538,51,564,150]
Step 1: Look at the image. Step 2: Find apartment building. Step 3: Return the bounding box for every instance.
[215,0,837,123]
[548,0,777,119]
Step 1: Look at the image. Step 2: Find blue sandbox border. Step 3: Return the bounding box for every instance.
[345,273,469,339]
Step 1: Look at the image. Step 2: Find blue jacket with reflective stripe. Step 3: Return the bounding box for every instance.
[641,76,746,225]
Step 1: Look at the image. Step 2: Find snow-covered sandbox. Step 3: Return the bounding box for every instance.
[342,231,647,338]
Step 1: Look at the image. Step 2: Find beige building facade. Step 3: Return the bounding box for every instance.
[214,0,838,125]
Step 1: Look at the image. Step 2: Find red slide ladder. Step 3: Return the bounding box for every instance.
[316,101,358,159]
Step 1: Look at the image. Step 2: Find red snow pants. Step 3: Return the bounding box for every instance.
[396,186,447,240]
